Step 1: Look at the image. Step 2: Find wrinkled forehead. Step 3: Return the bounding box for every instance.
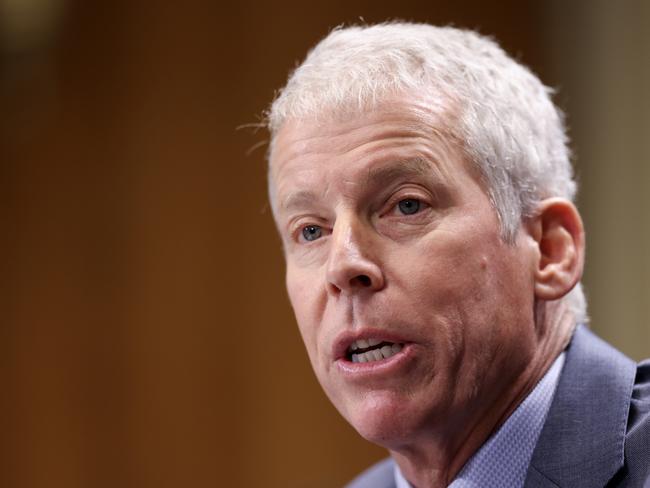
[270,90,455,158]
[268,93,462,204]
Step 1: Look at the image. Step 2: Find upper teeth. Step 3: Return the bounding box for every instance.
[348,340,403,363]
[350,338,382,351]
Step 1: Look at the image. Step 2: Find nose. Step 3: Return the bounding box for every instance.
[326,217,384,295]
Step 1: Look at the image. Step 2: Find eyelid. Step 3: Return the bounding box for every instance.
[382,188,432,217]
[289,218,330,244]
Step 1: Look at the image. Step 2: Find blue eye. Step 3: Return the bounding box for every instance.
[398,199,421,215]
[302,225,322,241]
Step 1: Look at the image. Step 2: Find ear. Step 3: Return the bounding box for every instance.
[526,198,585,301]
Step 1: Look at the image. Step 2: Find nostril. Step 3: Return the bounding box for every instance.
[355,275,372,287]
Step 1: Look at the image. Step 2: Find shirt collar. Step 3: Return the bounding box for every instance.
[395,353,565,488]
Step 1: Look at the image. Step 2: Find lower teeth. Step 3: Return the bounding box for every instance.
[351,343,403,363]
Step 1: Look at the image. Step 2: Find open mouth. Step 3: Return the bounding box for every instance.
[347,338,404,363]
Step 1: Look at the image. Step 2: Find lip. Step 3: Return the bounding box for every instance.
[331,328,415,380]
[335,341,415,379]
[332,328,411,361]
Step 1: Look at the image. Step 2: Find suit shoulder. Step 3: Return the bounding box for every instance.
[621,359,650,486]
[345,458,395,488]
[628,359,650,438]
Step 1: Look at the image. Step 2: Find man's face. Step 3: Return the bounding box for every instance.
[270,97,541,447]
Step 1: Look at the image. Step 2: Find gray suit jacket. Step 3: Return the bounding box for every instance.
[346,325,650,487]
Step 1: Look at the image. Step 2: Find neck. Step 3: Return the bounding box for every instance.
[390,302,575,488]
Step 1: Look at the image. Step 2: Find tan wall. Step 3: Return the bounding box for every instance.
[1,1,647,487]
[546,0,650,360]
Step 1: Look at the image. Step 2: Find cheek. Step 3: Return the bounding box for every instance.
[285,264,325,360]
[286,268,310,332]
[400,238,492,311]
[396,230,530,349]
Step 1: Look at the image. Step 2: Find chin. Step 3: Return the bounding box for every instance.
[343,391,427,448]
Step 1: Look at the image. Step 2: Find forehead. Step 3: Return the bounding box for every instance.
[269,96,462,210]
[271,93,453,161]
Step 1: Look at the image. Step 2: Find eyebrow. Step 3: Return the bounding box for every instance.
[279,190,319,214]
[364,157,435,188]
[277,157,437,214]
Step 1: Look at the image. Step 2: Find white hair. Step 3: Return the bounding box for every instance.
[267,22,586,323]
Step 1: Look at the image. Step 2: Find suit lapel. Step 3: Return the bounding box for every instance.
[524,325,637,488]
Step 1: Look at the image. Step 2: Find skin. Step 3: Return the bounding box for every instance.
[269,95,584,487]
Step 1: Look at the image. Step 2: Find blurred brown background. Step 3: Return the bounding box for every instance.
[1,1,648,487]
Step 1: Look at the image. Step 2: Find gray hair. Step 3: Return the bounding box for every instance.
[267,22,586,323]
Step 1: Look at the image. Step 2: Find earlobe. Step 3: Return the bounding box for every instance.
[530,198,585,301]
